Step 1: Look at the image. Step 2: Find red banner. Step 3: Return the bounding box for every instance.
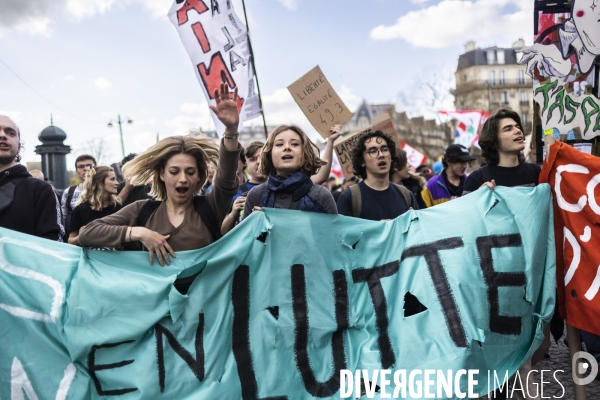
[540,141,600,335]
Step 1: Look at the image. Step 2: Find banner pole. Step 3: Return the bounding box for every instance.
[240,0,269,139]
[567,324,587,400]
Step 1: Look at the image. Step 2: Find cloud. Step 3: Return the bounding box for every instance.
[94,76,113,89]
[164,101,214,135]
[276,0,298,11]
[370,0,532,49]
[337,84,361,111]
[65,0,115,20]
[0,0,55,37]
[140,0,172,18]
[0,0,172,37]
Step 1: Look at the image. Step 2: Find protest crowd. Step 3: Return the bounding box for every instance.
[0,80,596,400]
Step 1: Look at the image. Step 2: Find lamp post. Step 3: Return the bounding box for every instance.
[485,81,492,113]
[108,115,133,159]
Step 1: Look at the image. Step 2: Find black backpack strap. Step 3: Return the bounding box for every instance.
[349,184,362,218]
[65,185,77,213]
[193,196,222,241]
[481,165,492,183]
[0,176,27,213]
[137,200,162,227]
[239,182,249,194]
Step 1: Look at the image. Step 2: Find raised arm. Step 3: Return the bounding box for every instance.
[312,124,342,184]
[206,82,243,226]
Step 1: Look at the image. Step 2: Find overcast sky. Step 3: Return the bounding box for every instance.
[0,0,532,172]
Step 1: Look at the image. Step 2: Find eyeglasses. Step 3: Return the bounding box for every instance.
[76,163,94,170]
[364,146,390,158]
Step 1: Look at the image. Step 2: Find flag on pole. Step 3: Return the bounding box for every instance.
[439,110,489,149]
[168,0,262,136]
[401,141,428,167]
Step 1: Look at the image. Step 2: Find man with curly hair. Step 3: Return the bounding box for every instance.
[463,108,540,194]
[0,115,64,240]
[337,131,418,220]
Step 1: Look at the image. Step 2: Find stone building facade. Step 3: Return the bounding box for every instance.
[452,39,534,134]
[342,101,451,162]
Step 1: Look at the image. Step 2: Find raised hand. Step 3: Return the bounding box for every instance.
[209,82,240,130]
[328,124,342,142]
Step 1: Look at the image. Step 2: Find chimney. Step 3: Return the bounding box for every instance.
[512,38,525,48]
[465,40,476,53]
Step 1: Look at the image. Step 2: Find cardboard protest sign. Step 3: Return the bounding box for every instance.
[540,141,600,336]
[288,66,353,138]
[168,0,261,136]
[333,115,397,179]
[0,186,555,399]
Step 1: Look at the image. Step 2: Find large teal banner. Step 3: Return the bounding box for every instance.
[0,186,555,399]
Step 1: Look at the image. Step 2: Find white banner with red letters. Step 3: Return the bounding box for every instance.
[169,0,262,136]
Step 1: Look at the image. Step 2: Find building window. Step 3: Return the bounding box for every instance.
[520,90,528,105]
[490,71,496,86]
[463,74,468,83]
[486,49,496,65]
[358,116,369,129]
[499,70,505,85]
[497,50,505,65]
[519,70,525,84]
[501,91,508,104]
[522,113,529,124]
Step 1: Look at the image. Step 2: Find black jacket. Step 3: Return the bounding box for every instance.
[0,164,64,241]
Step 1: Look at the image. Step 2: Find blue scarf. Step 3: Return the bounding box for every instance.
[258,171,327,213]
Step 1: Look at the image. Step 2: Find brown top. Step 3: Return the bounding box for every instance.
[79,141,240,251]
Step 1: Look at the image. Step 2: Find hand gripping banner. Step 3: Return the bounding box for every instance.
[0,186,555,399]
[168,0,262,136]
[540,141,600,336]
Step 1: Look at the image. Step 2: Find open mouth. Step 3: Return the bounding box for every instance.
[282,155,293,161]
[176,187,189,195]
[514,137,524,143]
[378,161,387,167]
[0,143,10,150]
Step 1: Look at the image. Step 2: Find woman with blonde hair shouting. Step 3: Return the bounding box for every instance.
[68,166,121,245]
[80,83,242,292]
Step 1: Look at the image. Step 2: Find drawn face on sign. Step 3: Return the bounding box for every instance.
[573,0,600,54]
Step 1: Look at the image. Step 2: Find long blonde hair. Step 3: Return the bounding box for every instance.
[259,125,326,176]
[77,166,121,211]
[122,135,219,201]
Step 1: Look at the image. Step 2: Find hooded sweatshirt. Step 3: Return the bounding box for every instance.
[0,164,64,241]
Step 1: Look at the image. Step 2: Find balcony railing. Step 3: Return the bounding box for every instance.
[453,79,533,95]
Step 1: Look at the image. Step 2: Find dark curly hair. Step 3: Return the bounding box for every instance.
[351,131,398,179]
[479,108,523,166]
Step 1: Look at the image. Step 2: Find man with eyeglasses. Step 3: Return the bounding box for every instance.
[61,154,96,239]
[0,115,64,240]
[337,131,418,220]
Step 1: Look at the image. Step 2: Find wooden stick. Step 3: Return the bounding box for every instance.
[567,324,587,400]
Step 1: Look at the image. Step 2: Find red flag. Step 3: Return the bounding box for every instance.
[540,141,600,335]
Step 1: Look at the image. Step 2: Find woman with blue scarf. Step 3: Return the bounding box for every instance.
[242,125,338,217]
